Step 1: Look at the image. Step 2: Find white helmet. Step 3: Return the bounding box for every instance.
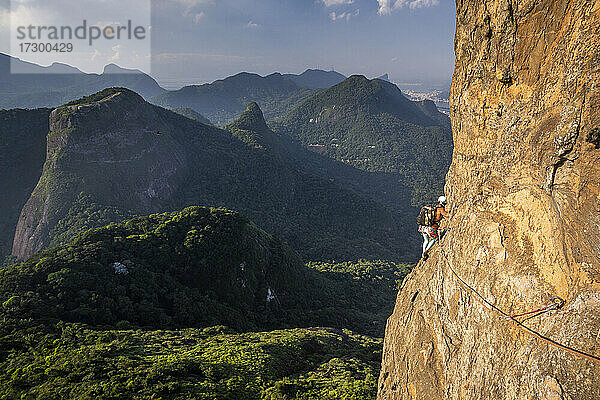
[438,196,447,205]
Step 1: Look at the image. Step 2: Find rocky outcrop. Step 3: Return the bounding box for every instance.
[12,90,407,262]
[378,1,600,399]
[12,89,188,258]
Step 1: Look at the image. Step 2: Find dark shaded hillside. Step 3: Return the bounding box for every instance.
[0,108,50,263]
[12,88,411,261]
[0,54,165,109]
[150,72,317,125]
[271,75,453,206]
[172,107,213,125]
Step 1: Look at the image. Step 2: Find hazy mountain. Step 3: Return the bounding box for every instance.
[283,69,347,89]
[150,72,317,125]
[0,53,165,109]
[377,73,390,82]
[172,107,213,125]
[271,75,453,206]
[11,88,410,261]
[0,109,50,263]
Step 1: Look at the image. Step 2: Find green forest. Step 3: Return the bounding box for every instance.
[0,207,411,399]
[0,73,452,398]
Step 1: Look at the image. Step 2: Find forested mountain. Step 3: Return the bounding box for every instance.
[11,88,411,261]
[0,206,410,398]
[0,108,50,263]
[150,72,318,125]
[0,54,165,109]
[271,75,453,205]
[4,206,409,334]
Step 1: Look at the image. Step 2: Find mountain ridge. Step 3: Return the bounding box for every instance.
[283,69,347,89]
[11,88,411,261]
[271,74,453,207]
[150,71,317,125]
[0,53,165,109]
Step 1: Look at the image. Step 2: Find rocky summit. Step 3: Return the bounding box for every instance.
[378,1,600,399]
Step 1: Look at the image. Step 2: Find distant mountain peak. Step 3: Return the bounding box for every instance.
[63,87,145,108]
[229,102,269,133]
[103,63,141,74]
[346,74,369,83]
[283,69,346,89]
[377,73,390,82]
[48,62,83,74]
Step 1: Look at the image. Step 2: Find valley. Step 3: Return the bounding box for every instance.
[0,68,449,398]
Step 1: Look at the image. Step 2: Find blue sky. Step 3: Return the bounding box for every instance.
[1,0,456,88]
[152,0,456,87]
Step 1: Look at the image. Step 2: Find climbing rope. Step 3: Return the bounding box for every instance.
[438,248,600,365]
[502,297,565,323]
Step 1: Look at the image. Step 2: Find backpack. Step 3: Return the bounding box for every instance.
[417,205,437,226]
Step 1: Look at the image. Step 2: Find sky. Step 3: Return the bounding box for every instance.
[0,0,456,89]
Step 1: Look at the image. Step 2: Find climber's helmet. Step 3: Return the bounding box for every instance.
[438,196,447,206]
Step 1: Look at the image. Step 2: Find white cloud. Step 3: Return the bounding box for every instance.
[404,0,439,8]
[159,0,215,20]
[246,20,259,28]
[110,45,121,61]
[377,0,439,15]
[330,9,359,21]
[193,12,206,23]
[321,0,354,6]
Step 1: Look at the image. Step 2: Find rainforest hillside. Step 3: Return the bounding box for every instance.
[271,75,453,206]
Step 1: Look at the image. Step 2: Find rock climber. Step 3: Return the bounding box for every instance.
[418,196,449,261]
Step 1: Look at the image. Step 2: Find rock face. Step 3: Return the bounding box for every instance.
[12,89,187,259]
[378,1,600,399]
[12,88,407,261]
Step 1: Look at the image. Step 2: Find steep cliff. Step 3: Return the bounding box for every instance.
[379,1,600,399]
[12,88,407,261]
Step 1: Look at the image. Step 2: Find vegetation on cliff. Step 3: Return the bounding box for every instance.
[0,206,411,399]
[3,206,409,335]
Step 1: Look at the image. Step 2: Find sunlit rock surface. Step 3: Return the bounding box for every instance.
[378,1,600,398]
